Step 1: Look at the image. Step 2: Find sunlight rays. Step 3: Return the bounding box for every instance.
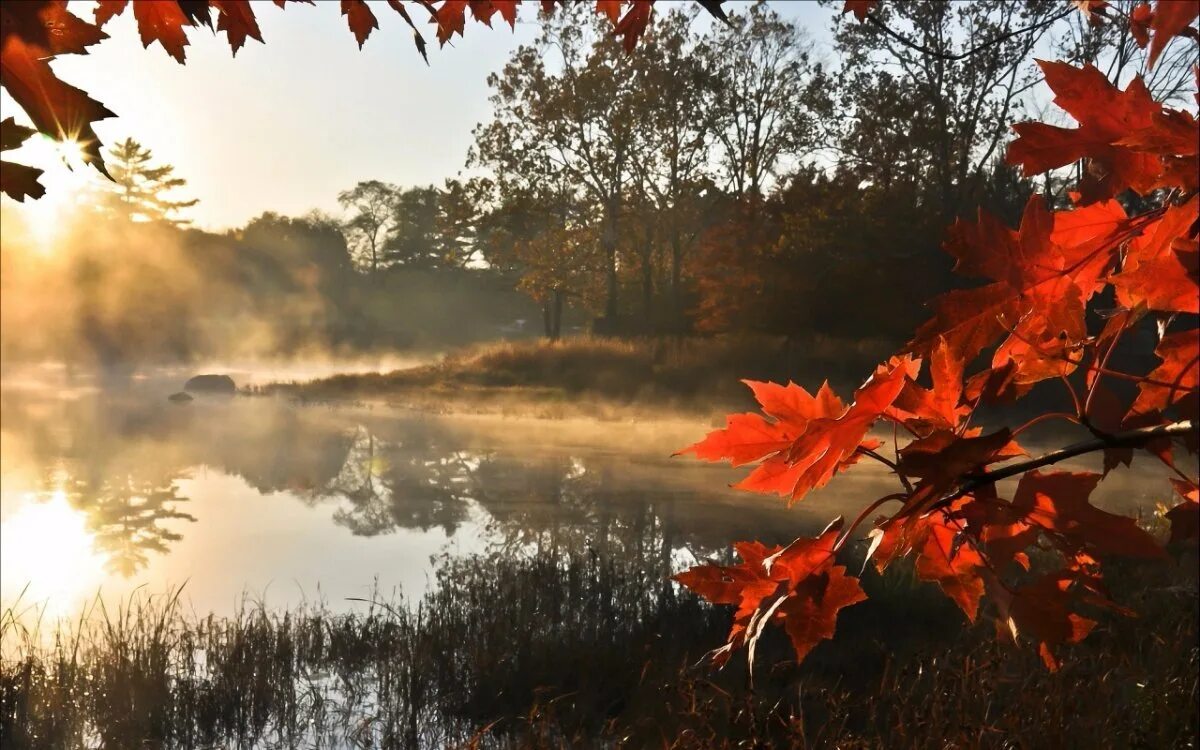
[4,134,101,254]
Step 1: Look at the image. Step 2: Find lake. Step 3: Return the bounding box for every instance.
[1,364,1192,749]
[1,363,1179,626]
[0,364,827,624]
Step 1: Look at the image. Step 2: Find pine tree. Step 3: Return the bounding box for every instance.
[104,137,198,224]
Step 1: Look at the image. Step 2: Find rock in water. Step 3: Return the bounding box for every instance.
[168,391,194,403]
[184,374,237,395]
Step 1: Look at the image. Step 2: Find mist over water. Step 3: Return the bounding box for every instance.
[0,364,805,622]
[0,357,1179,630]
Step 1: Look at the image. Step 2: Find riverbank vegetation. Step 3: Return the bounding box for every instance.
[3,536,1195,749]
[250,334,892,414]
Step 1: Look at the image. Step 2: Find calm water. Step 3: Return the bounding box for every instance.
[0,364,1179,623]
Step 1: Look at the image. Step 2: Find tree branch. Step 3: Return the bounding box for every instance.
[927,419,1195,513]
[864,6,1076,63]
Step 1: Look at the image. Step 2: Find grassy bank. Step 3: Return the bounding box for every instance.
[3,540,1196,749]
[249,334,895,416]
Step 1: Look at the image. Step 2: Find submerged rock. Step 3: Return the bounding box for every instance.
[168,391,194,403]
[184,374,237,395]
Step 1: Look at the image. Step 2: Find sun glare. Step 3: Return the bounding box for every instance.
[0,491,107,618]
[6,135,99,254]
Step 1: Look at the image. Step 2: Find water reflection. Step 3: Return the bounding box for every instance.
[3,375,1178,617]
[321,425,475,536]
[1,381,816,614]
[0,491,105,615]
[79,473,196,576]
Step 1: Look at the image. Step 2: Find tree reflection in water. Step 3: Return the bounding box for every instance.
[2,390,813,587]
[315,423,736,583]
[83,474,197,576]
[322,425,475,536]
[28,470,196,577]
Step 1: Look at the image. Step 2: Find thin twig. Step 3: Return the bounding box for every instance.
[863,6,1076,63]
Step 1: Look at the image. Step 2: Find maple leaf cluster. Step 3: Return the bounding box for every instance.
[0,0,682,202]
[676,1,1198,674]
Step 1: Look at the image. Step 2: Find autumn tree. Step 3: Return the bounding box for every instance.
[626,8,717,327]
[476,176,601,339]
[473,4,638,326]
[817,1,1057,219]
[706,1,816,208]
[383,184,440,268]
[338,179,398,274]
[437,177,489,269]
[101,137,197,223]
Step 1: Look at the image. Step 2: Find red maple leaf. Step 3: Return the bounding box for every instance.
[842,1,879,22]
[595,0,623,24]
[206,0,264,54]
[433,0,468,45]
[1146,0,1199,69]
[1165,478,1199,544]
[913,195,1117,384]
[1129,3,1153,48]
[869,497,988,621]
[1007,61,1197,203]
[675,520,865,668]
[466,1,519,28]
[682,362,908,504]
[1112,195,1199,314]
[612,0,654,53]
[339,0,378,49]
[983,470,1164,560]
[94,0,130,27]
[130,0,193,63]
[1129,328,1199,418]
[0,33,114,173]
[0,117,44,201]
[888,336,970,433]
[992,570,1098,671]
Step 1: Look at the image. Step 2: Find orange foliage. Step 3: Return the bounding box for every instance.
[676,1,1198,675]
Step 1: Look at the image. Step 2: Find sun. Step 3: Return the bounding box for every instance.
[3,134,102,254]
[0,491,108,619]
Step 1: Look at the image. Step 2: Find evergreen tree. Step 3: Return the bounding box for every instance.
[104,137,198,224]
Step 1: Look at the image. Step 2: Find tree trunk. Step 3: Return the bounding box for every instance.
[641,247,654,325]
[601,199,620,323]
[551,289,563,340]
[670,227,683,331]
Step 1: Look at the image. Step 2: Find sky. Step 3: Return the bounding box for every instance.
[1,0,837,232]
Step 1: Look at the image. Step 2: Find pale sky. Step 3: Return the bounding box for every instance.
[0,0,835,231]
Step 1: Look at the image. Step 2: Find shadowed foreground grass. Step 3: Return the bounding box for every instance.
[2,542,1196,749]
[249,335,892,415]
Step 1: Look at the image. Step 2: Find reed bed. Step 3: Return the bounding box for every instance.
[2,542,1196,749]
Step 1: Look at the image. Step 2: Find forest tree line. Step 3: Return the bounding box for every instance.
[2,0,1193,365]
[338,0,1192,340]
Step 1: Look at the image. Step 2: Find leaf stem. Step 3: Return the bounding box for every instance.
[1011,411,1081,437]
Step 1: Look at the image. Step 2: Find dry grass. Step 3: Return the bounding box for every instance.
[251,334,895,415]
[2,541,1196,749]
